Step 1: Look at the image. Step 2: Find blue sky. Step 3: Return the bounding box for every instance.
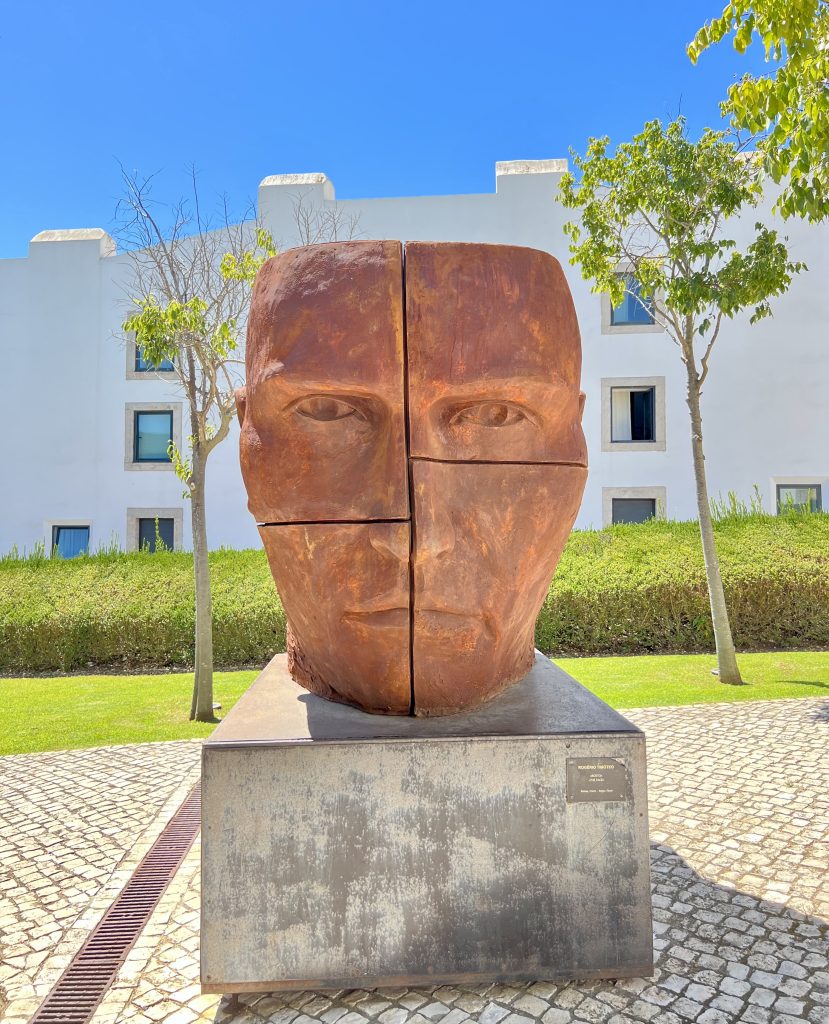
[0,0,768,258]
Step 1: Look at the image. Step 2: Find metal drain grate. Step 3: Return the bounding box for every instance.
[30,782,201,1024]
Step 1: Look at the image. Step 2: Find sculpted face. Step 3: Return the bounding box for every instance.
[238,240,587,715]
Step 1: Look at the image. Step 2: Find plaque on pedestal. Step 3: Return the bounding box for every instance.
[200,652,653,992]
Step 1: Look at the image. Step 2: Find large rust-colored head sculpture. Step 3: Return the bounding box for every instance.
[237,241,587,716]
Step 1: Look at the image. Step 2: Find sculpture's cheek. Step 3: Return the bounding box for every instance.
[410,461,587,716]
[259,521,412,715]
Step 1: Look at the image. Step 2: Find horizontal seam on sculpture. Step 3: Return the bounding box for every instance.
[258,518,411,526]
[409,457,589,467]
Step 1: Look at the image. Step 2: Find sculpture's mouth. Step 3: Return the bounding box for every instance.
[414,608,487,649]
[341,607,491,648]
[342,607,408,629]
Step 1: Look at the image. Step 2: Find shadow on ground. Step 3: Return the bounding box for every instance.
[208,842,829,1023]
[806,697,829,722]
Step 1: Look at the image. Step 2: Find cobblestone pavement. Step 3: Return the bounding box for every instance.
[0,740,202,1023]
[3,697,829,1024]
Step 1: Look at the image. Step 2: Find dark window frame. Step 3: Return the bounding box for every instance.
[51,524,91,558]
[776,483,823,513]
[137,516,175,552]
[610,273,655,326]
[133,410,174,464]
[134,345,175,373]
[610,385,656,443]
[611,497,657,525]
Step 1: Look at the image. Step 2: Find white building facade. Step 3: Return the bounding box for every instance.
[1,161,827,555]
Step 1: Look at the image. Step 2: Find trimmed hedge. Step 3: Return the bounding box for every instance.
[0,513,827,673]
[0,549,285,673]
[537,513,829,655]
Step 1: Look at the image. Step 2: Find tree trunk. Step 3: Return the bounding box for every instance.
[685,362,743,685]
[189,451,216,721]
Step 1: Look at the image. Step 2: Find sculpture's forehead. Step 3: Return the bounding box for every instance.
[246,240,580,386]
[404,242,581,385]
[246,240,404,388]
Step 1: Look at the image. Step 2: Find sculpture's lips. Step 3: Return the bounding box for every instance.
[342,607,408,628]
[414,608,485,648]
[341,608,488,645]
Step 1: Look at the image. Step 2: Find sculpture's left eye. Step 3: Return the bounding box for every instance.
[449,402,527,427]
[293,396,364,422]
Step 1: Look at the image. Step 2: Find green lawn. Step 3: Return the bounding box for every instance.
[1,651,827,756]
[0,670,258,756]
[557,650,829,708]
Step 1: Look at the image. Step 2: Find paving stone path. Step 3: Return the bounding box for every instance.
[2,697,828,1024]
[0,741,202,1023]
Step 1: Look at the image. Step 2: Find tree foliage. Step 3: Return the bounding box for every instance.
[121,217,275,493]
[117,170,275,721]
[689,0,829,220]
[559,116,805,685]
[560,118,804,375]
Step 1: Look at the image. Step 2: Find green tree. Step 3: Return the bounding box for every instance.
[689,0,829,221]
[119,171,275,721]
[559,118,804,684]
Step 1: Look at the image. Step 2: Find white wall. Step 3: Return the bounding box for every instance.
[0,162,826,555]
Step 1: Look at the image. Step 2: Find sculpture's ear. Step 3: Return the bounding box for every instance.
[578,391,586,420]
[235,386,247,426]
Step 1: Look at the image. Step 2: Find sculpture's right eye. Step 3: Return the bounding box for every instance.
[448,401,529,428]
[293,396,365,422]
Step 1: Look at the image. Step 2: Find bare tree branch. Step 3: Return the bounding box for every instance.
[115,168,263,722]
[290,191,362,246]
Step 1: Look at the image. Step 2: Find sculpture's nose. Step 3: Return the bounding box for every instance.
[368,524,410,564]
[412,502,455,564]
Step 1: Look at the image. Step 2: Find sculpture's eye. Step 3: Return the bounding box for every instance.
[449,402,527,427]
[293,396,364,422]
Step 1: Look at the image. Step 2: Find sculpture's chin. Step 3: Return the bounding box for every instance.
[286,622,538,718]
[286,631,347,707]
[411,631,537,717]
[286,626,412,716]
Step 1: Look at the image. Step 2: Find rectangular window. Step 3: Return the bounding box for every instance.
[610,274,654,326]
[777,484,822,513]
[134,411,174,463]
[135,346,174,373]
[611,387,655,442]
[51,525,90,558]
[138,517,175,552]
[612,498,656,525]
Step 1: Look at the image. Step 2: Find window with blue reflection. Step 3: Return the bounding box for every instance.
[135,346,175,372]
[52,525,90,558]
[138,517,175,552]
[134,411,174,462]
[610,274,654,326]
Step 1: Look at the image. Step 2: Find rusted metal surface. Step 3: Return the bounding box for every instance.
[239,241,588,716]
[410,461,586,715]
[259,522,411,714]
[404,241,587,465]
[237,240,408,523]
[29,784,201,1024]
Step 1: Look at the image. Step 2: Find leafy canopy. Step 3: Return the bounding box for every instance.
[123,228,276,371]
[559,118,804,374]
[122,227,277,488]
[688,0,829,221]
[220,227,278,284]
[123,295,237,372]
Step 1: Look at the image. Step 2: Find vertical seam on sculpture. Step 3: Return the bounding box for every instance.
[401,242,416,717]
